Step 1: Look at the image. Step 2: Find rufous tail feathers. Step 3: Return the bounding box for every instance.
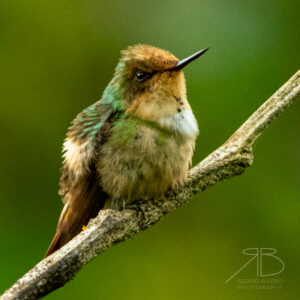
[45,173,107,257]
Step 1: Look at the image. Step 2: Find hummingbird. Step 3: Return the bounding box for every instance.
[46,45,208,256]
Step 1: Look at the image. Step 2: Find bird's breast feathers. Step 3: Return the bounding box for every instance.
[98,110,198,201]
[61,107,198,201]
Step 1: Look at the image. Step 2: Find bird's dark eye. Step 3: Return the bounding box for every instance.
[136,71,149,82]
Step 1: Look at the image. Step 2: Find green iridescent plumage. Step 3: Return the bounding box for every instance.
[70,61,126,142]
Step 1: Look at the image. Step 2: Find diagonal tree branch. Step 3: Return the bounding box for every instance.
[2,70,300,300]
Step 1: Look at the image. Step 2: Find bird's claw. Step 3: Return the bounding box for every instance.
[125,202,145,220]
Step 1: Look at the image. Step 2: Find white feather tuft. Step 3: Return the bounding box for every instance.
[159,109,199,137]
[63,139,94,175]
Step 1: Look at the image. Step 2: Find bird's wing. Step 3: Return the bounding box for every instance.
[46,101,117,256]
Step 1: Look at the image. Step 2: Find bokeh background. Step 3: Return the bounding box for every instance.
[0,1,299,299]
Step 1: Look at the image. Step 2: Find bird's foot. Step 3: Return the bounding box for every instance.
[125,202,145,220]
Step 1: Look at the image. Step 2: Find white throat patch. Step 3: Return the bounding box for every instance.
[159,109,199,137]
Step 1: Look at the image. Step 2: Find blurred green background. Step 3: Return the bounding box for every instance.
[0,0,299,299]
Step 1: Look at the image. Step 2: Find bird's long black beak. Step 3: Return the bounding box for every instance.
[171,48,209,71]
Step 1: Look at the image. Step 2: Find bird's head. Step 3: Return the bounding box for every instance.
[106,44,208,127]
